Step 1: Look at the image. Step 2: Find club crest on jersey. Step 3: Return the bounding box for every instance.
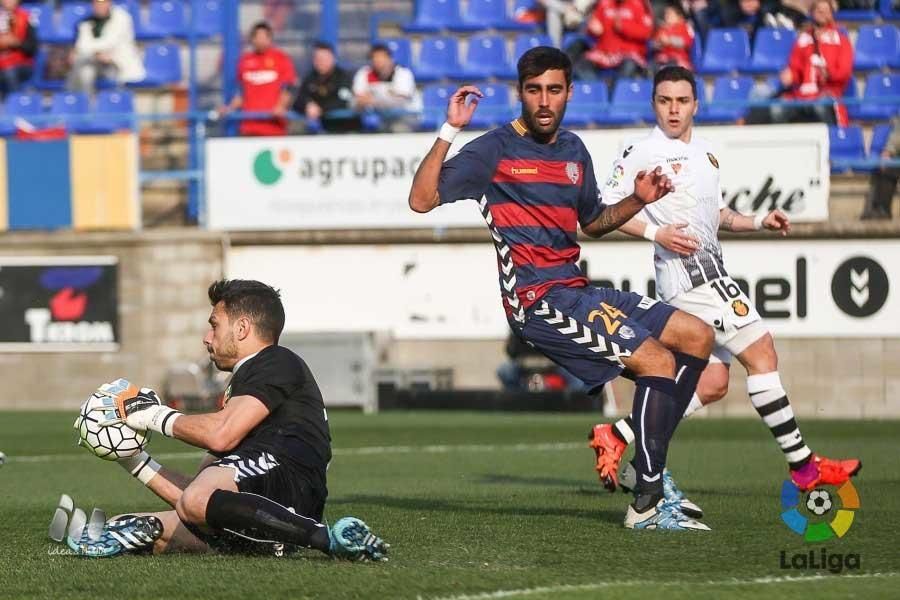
[565,162,580,185]
[618,325,636,340]
[732,299,750,317]
[707,152,719,168]
[671,163,682,174]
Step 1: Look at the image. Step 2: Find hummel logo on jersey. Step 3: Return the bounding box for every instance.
[511,167,539,175]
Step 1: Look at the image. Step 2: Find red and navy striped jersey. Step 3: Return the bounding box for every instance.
[437,119,604,323]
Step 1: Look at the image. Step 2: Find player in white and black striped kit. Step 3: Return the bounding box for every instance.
[589,67,860,515]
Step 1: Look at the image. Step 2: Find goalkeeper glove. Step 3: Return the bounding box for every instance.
[93,382,182,438]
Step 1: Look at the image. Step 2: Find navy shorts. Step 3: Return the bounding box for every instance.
[520,285,676,392]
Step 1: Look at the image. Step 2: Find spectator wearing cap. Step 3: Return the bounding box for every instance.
[294,40,358,133]
[68,0,145,93]
[219,21,298,136]
[352,43,421,132]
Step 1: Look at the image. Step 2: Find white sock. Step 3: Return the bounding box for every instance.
[747,371,812,468]
[682,394,705,418]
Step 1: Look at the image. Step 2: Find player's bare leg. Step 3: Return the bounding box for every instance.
[736,333,861,491]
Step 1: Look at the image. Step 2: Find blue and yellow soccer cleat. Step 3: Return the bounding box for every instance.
[66,513,163,558]
[328,517,389,561]
[624,498,711,531]
[662,469,703,519]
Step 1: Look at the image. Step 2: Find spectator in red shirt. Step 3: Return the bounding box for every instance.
[219,22,298,136]
[779,0,852,126]
[652,3,695,71]
[582,0,654,80]
[0,0,37,99]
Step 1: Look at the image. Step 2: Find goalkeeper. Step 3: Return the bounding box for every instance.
[72,279,387,560]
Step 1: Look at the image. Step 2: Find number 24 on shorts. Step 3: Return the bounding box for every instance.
[588,302,627,335]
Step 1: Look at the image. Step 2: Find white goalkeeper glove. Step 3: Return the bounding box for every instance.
[93,381,182,438]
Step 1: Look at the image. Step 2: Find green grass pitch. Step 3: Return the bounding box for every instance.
[0,411,897,599]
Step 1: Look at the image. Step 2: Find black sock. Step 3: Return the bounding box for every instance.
[205,489,332,554]
[669,352,709,437]
[630,376,678,499]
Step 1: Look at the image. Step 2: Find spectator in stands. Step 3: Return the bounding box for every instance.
[293,40,359,133]
[0,0,36,99]
[861,117,899,220]
[679,0,724,40]
[764,0,812,29]
[577,0,654,81]
[219,21,298,136]
[722,0,767,43]
[522,0,594,48]
[651,3,695,70]
[779,0,852,126]
[352,43,421,132]
[68,0,145,94]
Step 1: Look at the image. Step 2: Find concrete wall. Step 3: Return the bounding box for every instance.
[0,230,226,409]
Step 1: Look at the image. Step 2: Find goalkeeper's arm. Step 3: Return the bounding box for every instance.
[119,453,216,508]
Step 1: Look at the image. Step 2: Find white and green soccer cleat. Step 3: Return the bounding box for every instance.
[618,464,703,519]
[624,498,711,531]
[328,517,389,561]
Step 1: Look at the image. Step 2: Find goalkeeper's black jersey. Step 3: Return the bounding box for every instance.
[215,345,332,475]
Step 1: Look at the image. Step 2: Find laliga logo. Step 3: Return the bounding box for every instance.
[253,148,292,185]
[780,479,860,542]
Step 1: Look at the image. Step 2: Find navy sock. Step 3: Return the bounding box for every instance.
[205,489,331,553]
[630,376,678,498]
[669,352,709,437]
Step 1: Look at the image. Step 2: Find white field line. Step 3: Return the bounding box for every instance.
[424,572,899,600]
[3,441,583,464]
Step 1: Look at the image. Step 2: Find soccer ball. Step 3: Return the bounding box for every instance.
[75,392,149,461]
[806,489,833,516]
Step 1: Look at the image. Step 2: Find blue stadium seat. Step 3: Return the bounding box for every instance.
[30,49,66,91]
[50,91,89,129]
[130,43,182,87]
[595,78,652,125]
[24,3,54,43]
[698,28,750,74]
[451,34,514,80]
[563,80,608,127]
[403,0,461,34]
[138,0,186,39]
[413,36,460,83]
[844,77,861,120]
[870,123,893,158]
[47,2,90,44]
[514,33,552,60]
[0,92,44,136]
[193,0,223,37]
[881,0,900,19]
[467,83,512,129]
[451,0,535,32]
[696,75,753,123]
[76,90,135,133]
[829,125,864,173]
[114,0,141,26]
[745,28,796,73]
[836,7,878,21]
[419,83,455,130]
[853,25,899,70]
[379,38,412,69]
[857,73,900,120]
[690,29,703,69]
[561,32,590,52]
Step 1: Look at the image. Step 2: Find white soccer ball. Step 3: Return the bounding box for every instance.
[806,489,833,516]
[0,451,6,466]
[75,392,149,461]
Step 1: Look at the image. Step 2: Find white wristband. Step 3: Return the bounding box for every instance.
[118,451,161,486]
[438,122,460,144]
[753,213,765,231]
[642,223,659,242]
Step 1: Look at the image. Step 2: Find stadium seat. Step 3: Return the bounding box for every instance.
[412,36,460,83]
[46,2,91,44]
[856,73,900,120]
[114,0,142,25]
[594,78,652,125]
[563,80,608,127]
[450,34,514,80]
[467,83,512,129]
[881,0,900,19]
[419,83,455,130]
[192,0,224,37]
[514,33,552,60]
[853,25,900,70]
[24,3,54,43]
[745,28,796,73]
[451,0,535,32]
[698,28,750,74]
[844,77,861,120]
[49,91,89,129]
[836,6,878,21]
[130,43,182,87]
[138,0,187,39]
[829,125,864,173]
[690,29,703,70]
[76,90,135,133]
[696,75,753,123]
[403,0,462,34]
[561,32,590,52]
[0,92,44,136]
[379,38,412,69]
[870,123,893,158]
[30,49,66,91]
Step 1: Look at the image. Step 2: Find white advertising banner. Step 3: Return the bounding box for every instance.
[228,239,896,339]
[206,124,829,230]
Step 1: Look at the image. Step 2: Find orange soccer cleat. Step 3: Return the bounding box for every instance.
[588,424,627,493]
[790,454,862,491]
